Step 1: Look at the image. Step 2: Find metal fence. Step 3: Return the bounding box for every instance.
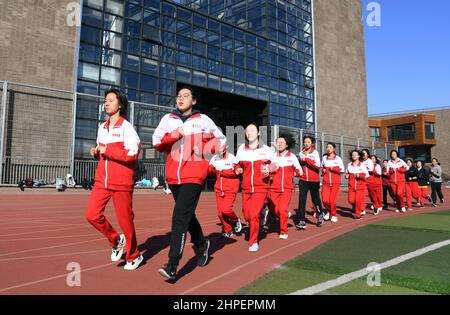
[0,80,397,186]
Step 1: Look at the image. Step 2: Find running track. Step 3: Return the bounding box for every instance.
[0,187,448,295]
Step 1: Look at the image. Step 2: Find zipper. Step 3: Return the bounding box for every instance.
[104,157,108,189]
[220,176,223,195]
[177,144,183,185]
[251,160,254,193]
[281,166,284,192]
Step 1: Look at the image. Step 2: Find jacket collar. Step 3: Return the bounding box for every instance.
[277,150,291,157]
[104,116,125,129]
[171,109,201,121]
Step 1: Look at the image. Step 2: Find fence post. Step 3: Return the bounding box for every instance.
[299,128,303,149]
[130,101,135,126]
[70,92,77,176]
[273,124,279,146]
[0,81,8,184]
[340,135,344,156]
[385,143,388,160]
[357,138,360,150]
[321,132,325,155]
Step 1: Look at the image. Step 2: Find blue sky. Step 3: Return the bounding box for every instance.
[362,0,450,115]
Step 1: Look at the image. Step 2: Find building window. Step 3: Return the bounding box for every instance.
[388,124,416,141]
[425,122,435,139]
[370,127,381,142]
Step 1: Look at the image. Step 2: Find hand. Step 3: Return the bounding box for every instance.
[193,145,202,157]
[322,167,327,175]
[235,168,243,175]
[90,147,99,157]
[356,173,360,179]
[98,146,106,155]
[177,127,184,137]
[345,174,349,179]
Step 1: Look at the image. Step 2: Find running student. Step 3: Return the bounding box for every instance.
[208,145,242,238]
[361,149,377,216]
[153,86,226,280]
[369,155,383,215]
[416,160,431,208]
[234,123,277,252]
[296,135,325,230]
[382,159,395,209]
[387,150,409,213]
[321,143,345,223]
[430,158,444,207]
[85,88,143,271]
[345,150,369,220]
[405,158,420,211]
[267,134,303,240]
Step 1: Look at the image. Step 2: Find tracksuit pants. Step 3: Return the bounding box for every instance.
[431,182,444,204]
[168,184,206,267]
[242,192,268,246]
[417,186,430,206]
[321,185,340,217]
[216,192,238,234]
[406,181,421,208]
[268,191,293,235]
[383,184,395,208]
[367,183,382,209]
[298,180,323,221]
[348,188,366,218]
[390,182,406,210]
[86,187,139,262]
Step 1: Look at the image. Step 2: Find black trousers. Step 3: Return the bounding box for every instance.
[298,180,323,221]
[430,182,444,204]
[168,183,206,267]
[383,184,395,207]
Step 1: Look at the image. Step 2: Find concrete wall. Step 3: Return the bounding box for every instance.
[313,0,369,138]
[0,0,78,90]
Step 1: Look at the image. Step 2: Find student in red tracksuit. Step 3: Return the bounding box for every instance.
[345,150,370,220]
[296,136,325,230]
[85,88,143,271]
[234,123,277,252]
[361,149,376,216]
[208,146,242,238]
[382,159,396,209]
[405,158,421,211]
[387,150,409,213]
[153,86,226,280]
[321,143,345,223]
[370,155,383,215]
[268,134,303,240]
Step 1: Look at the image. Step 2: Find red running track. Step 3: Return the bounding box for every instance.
[0,187,448,295]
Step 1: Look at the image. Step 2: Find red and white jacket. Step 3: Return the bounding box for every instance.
[382,166,391,186]
[234,144,276,193]
[321,154,345,187]
[208,152,240,196]
[372,164,383,185]
[269,150,303,193]
[152,110,226,186]
[94,116,141,191]
[298,148,321,182]
[346,161,370,191]
[386,158,409,184]
[362,158,376,185]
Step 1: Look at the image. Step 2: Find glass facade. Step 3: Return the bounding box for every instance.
[388,124,416,141]
[75,0,316,160]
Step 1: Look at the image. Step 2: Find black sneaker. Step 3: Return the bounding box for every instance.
[234,217,242,234]
[222,231,234,238]
[194,239,210,267]
[317,213,324,227]
[440,198,444,204]
[295,220,307,230]
[432,204,438,207]
[428,197,433,203]
[158,264,177,280]
[374,208,380,216]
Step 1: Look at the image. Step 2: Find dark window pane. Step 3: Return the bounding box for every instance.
[140,74,158,92]
[124,19,141,37]
[80,43,101,64]
[80,25,101,45]
[83,7,103,28]
[122,70,139,89]
[123,54,140,71]
[141,58,158,76]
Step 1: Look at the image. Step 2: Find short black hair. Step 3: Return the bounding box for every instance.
[104,88,128,117]
[350,149,361,162]
[406,158,414,164]
[390,149,399,159]
[303,135,315,145]
[361,149,371,157]
[370,154,380,164]
[278,133,296,149]
[327,142,336,149]
[177,85,198,101]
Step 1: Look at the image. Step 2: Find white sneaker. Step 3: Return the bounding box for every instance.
[279,234,288,240]
[111,234,126,262]
[330,216,338,223]
[370,205,374,210]
[248,243,260,252]
[407,208,413,211]
[361,210,366,216]
[323,212,330,221]
[395,209,400,213]
[234,217,242,233]
[401,207,406,213]
[288,211,292,218]
[124,254,144,271]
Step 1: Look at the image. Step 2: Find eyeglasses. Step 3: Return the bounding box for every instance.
[176,94,192,99]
